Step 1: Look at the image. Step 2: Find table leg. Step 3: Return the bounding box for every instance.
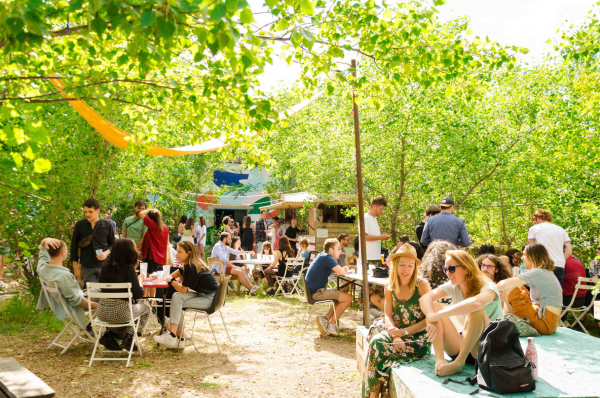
[160,288,166,335]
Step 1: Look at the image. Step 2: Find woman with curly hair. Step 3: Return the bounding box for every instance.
[363,244,431,398]
[418,240,457,294]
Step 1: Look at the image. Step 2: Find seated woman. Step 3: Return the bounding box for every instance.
[153,241,218,349]
[419,250,503,377]
[97,238,150,351]
[264,236,294,295]
[363,244,431,398]
[298,237,311,272]
[252,242,272,282]
[497,243,562,335]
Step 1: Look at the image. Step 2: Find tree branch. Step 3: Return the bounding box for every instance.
[0,180,54,204]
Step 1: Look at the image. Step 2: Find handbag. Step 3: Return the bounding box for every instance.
[172,234,182,243]
[77,221,102,248]
[373,267,389,278]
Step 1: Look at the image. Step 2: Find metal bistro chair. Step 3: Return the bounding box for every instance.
[299,274,338,336]
[559,277,599,334]
[274,258,306,298]
[87,283,142,367]
[39,277,94,354]
[176,275,232,353]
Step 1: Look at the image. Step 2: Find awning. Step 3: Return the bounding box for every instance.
[259,192,357,211]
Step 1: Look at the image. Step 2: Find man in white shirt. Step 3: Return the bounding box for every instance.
[527,209,572,287]
[362,197,391,265]
[210,232,258,294]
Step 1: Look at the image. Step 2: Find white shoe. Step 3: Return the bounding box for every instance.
[370,308,382,317]
[316,316,328,336]
[357,310,374,321]
[153,332,184,349]
[327,323,339,337]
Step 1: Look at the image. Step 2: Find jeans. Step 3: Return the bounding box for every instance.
[169,291,216,325]
[553,267,565,288]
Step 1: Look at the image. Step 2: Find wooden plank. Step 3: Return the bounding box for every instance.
[0,358,55,398]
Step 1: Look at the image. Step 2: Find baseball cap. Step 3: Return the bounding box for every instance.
[425,204,441,214]
[440,197,454,207]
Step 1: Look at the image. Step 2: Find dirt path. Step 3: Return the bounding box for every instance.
[0,294,362,397]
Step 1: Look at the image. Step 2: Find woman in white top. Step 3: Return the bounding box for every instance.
[195,216,207,259]
[180,217,195,244]
[419,250,503,377]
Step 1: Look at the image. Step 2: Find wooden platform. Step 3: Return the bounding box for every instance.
[356,326,600,397]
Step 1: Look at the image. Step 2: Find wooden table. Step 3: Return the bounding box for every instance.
[337,272,389,305]
[142,280,169,334]
[0,357,54,398]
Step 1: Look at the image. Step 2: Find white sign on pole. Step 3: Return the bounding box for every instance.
[316,229,328,238]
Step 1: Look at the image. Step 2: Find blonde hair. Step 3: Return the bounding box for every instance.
[388,255,419,293]
[446,250,488,298]
[524,243,555,271]
[299,237,309,248]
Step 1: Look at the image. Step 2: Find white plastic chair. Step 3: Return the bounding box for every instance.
[559,277,599,334]
[39,277,94,354]
[275,258,305,297]
[87,282,142,367]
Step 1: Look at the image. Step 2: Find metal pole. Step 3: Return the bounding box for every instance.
[351,59,371,328]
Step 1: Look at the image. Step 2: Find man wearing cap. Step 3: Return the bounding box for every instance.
[420,197,471,249]
[416,204,441,249]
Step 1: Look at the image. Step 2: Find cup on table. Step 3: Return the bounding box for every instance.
[163,265,170,280]
[140,262,148,277]
[95,249,103,256]
[512,267,520,277]
[157,270,164,281]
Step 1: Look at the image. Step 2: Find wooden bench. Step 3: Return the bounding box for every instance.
[357,326,600,397]
[0,358,54,398]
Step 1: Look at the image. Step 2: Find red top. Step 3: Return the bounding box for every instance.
[141,216,169,265]
[563,257,587,297]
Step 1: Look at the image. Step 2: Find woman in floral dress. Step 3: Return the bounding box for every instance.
[363,244,432,398]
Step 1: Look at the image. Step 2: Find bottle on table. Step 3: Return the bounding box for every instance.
[525,337,538,381]
[520,260,527,274]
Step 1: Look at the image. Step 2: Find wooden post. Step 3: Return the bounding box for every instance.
[351,59,371,328]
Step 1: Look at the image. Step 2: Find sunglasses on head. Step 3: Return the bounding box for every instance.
[443,265,464,274]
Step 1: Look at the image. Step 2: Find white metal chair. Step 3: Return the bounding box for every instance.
[275,258,305,297]
[39,277,94,354]
[87,282,142,367]
[176,276,232,353]
[559,277,599,334]
[299,274,338,336]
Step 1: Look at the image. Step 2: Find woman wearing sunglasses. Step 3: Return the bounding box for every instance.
[496,243,561,335]
[363,244,432,398]
[419,250,503,377]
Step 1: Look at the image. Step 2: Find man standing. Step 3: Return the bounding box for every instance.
[305,238,352,337]
[527,209,572,286]
[71,198,115,286]
[255,210,268,255]
[362,197,391,265]
[105,211,117,237]
[416,204,441,249]
[337,233,351,267]
[122,200,148,249]
[276,216,292,242]
[420,197,471,249]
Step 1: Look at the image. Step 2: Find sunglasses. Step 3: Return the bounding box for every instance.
[443,265,464,274]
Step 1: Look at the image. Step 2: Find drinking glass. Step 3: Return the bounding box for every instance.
[157,270,164,281]
[95,249,103,256]
[163,265,170,279]
[140,262,148,276]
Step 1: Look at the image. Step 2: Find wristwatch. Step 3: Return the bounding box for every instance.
[403,329,409,336]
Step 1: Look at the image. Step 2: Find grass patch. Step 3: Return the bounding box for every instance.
[198,381,220,389]
[0,292,63,335]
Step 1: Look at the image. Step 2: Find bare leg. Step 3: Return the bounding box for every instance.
[369,386,381,398]
[430,302,462,374]
[437,309,489,376]
[370,294,384,310]
[325,292,352,324]
[229,267,255,291]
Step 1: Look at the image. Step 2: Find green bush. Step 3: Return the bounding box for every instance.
[0,292,63,335]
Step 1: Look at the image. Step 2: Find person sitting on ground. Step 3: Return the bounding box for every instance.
[497,243,562,335]
[363,244,432,398]
[153,241,219,349]
[36,237,98,335]
[210,232,258,294]
[97,238,150,351]
[264,236,295,295]
[476,254,511,284]
[479,244,495,255]
[420,250,503,376]
[418,240,457,291]
[305,238,353,337]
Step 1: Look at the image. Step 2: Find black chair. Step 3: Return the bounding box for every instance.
[176,276,232,352]
[299,274,339,336]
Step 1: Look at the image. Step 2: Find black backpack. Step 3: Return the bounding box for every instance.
[445,319,535,395]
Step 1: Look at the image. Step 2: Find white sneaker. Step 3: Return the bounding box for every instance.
[316,316,329,336]
[327,323,339,337]
[357,310,374,321]
[153,332,184,349]
[370,308,382,317]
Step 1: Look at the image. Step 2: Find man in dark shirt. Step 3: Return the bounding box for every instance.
[71,198,115,286]
[416,204,441,250]
[284,218,301,256]
[255,210,268,254]
[305,238,352,337]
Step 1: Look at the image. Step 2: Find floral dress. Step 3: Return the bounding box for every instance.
[362,288,431,397]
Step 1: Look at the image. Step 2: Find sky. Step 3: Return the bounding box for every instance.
[258,0,597,92]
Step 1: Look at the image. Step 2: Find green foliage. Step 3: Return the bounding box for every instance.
[0,292,63,335]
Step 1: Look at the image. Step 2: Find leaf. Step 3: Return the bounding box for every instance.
[18,242,30,250]
[301,0,315,15]
[298,28,313,42]
[140,11,156,28]
[69,0,84,11]
[5,17,25,35]
[33,158,52,173]
[465,27,473,35]
[91,17,108,36]
[210,3,227,21]
[382,9,392,20]
[11,152,23,168]
[240,8,254,24]
[291,30,302,47]
[433,0,446,5]
[265,0,278,8]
